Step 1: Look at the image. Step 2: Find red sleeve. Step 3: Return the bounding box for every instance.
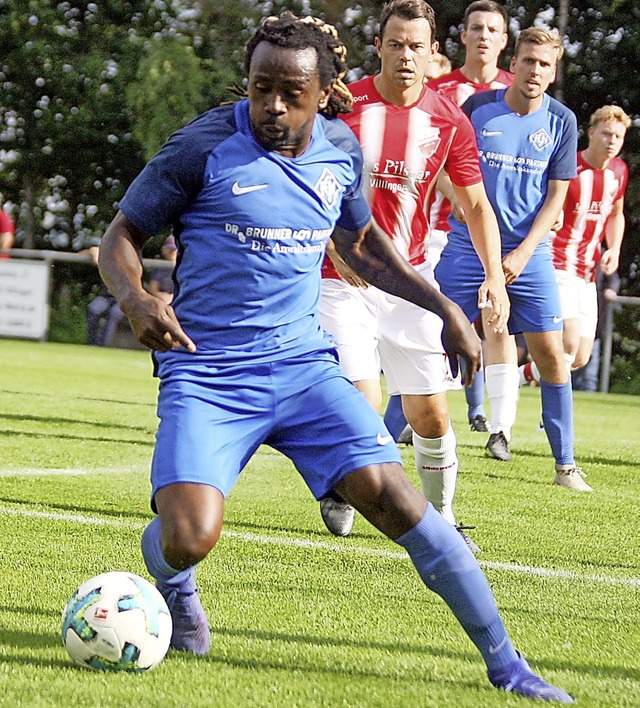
[444,111,482,188]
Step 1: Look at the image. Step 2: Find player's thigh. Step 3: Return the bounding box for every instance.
[555,269,581,320]
[151,369,272,504]
[268,355,401,500]
[378,299,459,396]
[319,279,380,381]
[435,249,484,322]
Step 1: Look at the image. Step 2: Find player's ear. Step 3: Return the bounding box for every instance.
[431,40,439,54]
[374,36,382,57]
[318,87,330,110]
[510,56,516,72]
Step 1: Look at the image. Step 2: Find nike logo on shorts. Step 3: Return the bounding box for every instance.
[377,433,394,445]
[553,315,563,324]
[232,181,268,195]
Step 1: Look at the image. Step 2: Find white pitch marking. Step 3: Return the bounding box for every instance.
[0,467,147,477]
[1,505,638,588]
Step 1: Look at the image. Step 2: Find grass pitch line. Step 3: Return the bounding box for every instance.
[0,466,148,477]
[2,504,639,589]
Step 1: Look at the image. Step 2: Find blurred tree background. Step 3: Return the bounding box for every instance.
[0,0,638,388]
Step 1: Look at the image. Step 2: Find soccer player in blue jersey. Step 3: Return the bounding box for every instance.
[98,12,573,703]
[436,27,587,489]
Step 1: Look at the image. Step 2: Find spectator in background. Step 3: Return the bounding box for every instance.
[0,208,15,259]
[148,235,178,304]
[83,245,125,346]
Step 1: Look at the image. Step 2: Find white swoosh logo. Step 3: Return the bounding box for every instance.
[481,128,503,137]
[488,636,508,654]
[232,181,268,195]
[553,315,563,324]
[377,433,394,445]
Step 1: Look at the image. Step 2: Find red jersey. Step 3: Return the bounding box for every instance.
[551,151,628,282]
[0,210,14,259]
[322,76,482,279]
[427,68,514,231]
[0,210,14,234]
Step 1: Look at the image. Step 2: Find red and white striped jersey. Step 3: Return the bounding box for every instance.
[427,68,514,231]
[551,152,628,282]
[322,75,482,279]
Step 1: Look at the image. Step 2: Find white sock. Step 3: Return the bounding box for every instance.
[485,363,520,440]
[413,423,458,526]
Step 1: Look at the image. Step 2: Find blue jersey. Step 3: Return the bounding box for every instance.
[119,100,371,370]
[447,89,577,256]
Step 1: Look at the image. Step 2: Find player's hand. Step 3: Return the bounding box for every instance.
[330,252,368,287]
[121,293,196,353]
[477,276,509,333]
[501,248,530,286]
[599,248,620,276]
[440,302,481,386]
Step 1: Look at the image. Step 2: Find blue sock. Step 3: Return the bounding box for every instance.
[383,394,409,441]
[395,505,518,672]
[141,517,194,589]
[465,366,486,420]
[540,380,574,465]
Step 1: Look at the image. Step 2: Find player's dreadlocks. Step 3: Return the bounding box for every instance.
[243,11,353,118]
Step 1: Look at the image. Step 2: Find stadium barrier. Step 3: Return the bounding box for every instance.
[599,295,640,393]
[2,248,638,392]
[0,248,173,343]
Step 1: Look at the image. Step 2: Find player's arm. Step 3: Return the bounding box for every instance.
[600,197,625,275]
[99,211,195,352]
[332,220,481,384]
[325,237,368,287]
[452,180,509,332]
[436,172,465,222]
[502,179,569,285]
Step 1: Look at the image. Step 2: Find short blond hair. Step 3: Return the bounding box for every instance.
[514,27,564,62]
[589,105,631,129]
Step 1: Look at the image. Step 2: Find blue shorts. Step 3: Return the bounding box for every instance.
[436,247,562,334]
[150,350,401,504]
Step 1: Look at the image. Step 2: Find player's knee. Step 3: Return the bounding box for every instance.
[162,517,221,568]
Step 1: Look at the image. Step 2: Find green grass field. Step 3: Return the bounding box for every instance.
[0,339,638,707]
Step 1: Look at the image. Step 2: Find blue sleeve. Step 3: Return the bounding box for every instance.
[548,102,578,181]
[119,106,236,235]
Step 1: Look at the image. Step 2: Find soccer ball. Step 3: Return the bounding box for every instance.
[61,571,172,672]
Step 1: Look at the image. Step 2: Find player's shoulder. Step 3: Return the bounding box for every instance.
[494,68,514,87]
[546,95,577,127]
[320,113,362,158]
[428,68,465,93]
[158,103,238,167]
[462,88,501,116]
[421,84,469,122]
[346,75,376,105]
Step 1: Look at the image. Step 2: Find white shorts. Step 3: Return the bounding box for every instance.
[427,229,449,270]
[319,267,460,396]
[555,269,597,340]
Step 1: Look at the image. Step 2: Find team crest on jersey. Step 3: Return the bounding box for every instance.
[314,167,342,210]
[418,127,441,160]
[529,128,552,152]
